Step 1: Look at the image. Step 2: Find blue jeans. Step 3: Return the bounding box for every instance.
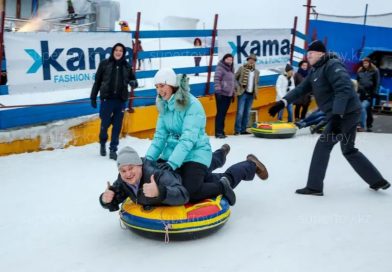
[360,100,371,128]
[235,93,254,133]
[278,104,293,122]
[297,109,326,128]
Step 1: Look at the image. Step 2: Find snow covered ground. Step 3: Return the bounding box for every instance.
[1,129,391,272]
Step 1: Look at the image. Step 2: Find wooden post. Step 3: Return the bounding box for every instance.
[0,1,5,74]
[128,12,141,113]
[205,14,218,96]
[16,0,21,19]
[290,16,298,64]
[303,0,314,49]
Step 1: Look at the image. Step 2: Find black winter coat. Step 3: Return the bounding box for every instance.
[285,53,361,119]
[90,44,137,102]
[356,65,379,101]
[100,159,189,211]
[293,72,311,106]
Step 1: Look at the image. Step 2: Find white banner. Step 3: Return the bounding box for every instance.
[218,29,291,71]
[4,32,132,94]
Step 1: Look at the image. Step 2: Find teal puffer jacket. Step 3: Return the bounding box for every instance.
[146,76,212,170]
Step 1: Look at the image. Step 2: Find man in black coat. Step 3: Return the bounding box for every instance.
[90,43,138,160]
[269,40,390,195]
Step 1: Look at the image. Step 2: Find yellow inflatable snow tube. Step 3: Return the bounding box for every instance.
[250,121,297,139]
[120,195,231,240]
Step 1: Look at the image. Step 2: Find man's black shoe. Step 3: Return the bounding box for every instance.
[100,145,106,156]
[109,150,117,160]
[295,187,324,196]
[370,179,391,191]
[221,144,230,157]
[215,134,227,139]
[219,176,236,206]
[240,131,251,135]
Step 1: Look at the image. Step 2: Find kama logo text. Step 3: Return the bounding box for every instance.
[25,41,132,81]
[228,35,290,63]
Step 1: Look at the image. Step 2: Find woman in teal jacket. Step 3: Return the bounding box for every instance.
[146,68,231,203]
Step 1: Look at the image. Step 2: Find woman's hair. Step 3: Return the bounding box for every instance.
[298,60,309,67]
[194,38,202,46]
[222,53,234,62]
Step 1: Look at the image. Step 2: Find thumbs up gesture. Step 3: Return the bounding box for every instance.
[102,181,115,204]
[143,175,159,198]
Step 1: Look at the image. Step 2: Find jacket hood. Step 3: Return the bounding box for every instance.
[109,42,127,63]
[156,74,191,113]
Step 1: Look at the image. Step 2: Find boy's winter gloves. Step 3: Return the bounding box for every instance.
[268,100,285,117]
[330,114,342,134]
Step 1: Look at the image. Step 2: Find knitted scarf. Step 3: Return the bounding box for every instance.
[297,68,308,78]
[240,63,255,87]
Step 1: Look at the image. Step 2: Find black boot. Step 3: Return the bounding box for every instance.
[109,150,117,160]
[370,179,391,191]
[295,187,323,196]
[219,176,236,206]
[100,144,106,156]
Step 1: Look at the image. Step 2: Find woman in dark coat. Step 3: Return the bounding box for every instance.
[293,60,311,120]
[213,54,235,138]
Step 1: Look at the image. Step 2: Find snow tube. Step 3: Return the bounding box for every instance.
[120,195,230,240]
[250,121,297,139]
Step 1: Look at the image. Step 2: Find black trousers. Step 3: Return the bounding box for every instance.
[306,109,384,191]
[366,105,373,128]
[99,99,125,152]
[177,148,257,202]
[214,94,232,136]
[294,104,310,120]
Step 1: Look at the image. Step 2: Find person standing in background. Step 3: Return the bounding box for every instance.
[234,54,260,135]
[293,60,311,121]
[90,43,138,160]
[214,54,235,138]
[275,64,295,122]
[193,38,203,76]
[356,57,380,132]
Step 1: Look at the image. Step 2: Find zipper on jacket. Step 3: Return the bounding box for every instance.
[114,65,119,95]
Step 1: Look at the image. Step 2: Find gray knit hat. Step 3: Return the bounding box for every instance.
[117,146,143,169]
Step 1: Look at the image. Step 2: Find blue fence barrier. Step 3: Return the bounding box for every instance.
[0,28,308,129]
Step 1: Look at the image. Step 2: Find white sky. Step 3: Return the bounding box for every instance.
[118,0,392,32]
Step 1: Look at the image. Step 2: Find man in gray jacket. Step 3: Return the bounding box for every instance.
[268,40,390,195]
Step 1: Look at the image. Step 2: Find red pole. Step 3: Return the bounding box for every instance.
[16,0,21,19]
[128,12,141,113]
[205,14,218,96]
[290,16,298,65]
[0,0,5,73]
[303,0,312,49]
